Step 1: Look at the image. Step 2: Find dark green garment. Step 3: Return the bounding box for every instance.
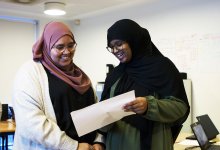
[146,96,187,150]
[103,85,188,150]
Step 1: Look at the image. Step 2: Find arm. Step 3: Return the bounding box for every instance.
[146,96,188,123]
[12,61,78,150]
[123,96,188,123]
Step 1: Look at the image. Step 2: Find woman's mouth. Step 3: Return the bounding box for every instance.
[116,51,125,60]
[61,55,71,61]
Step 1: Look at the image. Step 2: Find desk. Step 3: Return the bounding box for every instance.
[174,132,220,150]
[0,119,16,150]
[174,132,198,150]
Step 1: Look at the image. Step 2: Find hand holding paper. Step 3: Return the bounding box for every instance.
[70,90,135,136]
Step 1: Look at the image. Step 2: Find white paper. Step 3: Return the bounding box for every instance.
[70,90,135,136]
[177,139,199,146]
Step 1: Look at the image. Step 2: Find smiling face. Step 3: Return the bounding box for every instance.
[50,35,76,71]
[109,40,132,63]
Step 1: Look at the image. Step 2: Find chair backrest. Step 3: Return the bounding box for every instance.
[1,104,8,121]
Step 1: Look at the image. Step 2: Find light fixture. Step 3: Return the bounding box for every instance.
[44,2,66,16]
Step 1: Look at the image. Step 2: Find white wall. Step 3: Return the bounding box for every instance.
[0,18,70,105]
[71,0,220,131]
[0,19,36,104]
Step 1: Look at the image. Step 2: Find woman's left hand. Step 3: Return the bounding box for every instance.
[92,143,104,150]
[123,97,148,114]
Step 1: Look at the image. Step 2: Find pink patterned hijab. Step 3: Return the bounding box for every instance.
[32,21,91,94]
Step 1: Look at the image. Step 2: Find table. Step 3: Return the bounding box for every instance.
[0,119,16,150]
[174,132,198,150]
[174,132,220,150]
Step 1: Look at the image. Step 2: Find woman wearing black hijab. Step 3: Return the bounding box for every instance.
[100,19,190,150]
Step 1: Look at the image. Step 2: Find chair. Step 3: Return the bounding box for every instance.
[1,104,8,121]
[0,104,15,150]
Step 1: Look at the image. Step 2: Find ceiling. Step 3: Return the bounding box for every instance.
[0,0,149,20]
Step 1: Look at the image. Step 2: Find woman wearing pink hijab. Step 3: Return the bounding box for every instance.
[12,22,105,150]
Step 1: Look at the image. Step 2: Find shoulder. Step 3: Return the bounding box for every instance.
[155,56,179,72]
[153,56,174,65]
[19,60,42,70]
[14,60,46,84]
[17,60,44,75]
[13,60,48,94]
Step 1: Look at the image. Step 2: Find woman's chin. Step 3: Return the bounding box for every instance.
[59,62,72,70]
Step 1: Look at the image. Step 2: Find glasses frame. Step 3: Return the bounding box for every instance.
[52,43,77,53]
[106,41,126,53]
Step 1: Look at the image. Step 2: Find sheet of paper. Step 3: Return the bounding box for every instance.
[177,139,199,146]
[70,90,135,137]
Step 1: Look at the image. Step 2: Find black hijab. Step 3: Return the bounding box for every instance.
[101,19,190,150]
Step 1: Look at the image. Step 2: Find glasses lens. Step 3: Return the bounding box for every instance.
[53,43,77,52]
[107,40,125,53]
[67,44,74,49]
[106,47,113,53]
[55,45,65,51]
[115,41,124,47]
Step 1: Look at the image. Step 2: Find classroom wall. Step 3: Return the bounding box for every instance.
[70,0,220,131]
[0,19,36,104]
[0,18,70,105]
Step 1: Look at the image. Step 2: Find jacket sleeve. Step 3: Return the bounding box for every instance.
[144,96,188,124]
[12,61,78,150]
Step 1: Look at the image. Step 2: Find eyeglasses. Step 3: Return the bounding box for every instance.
[52,43,77,53]
[106,41,126,53]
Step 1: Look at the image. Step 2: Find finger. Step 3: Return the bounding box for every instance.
[124,101,141,109]
[124,108,133,112]
[124,106,141,113]
[131,101,146,109]
[124,99,138,106]
[134,105,148,114]
[130,103,147,112]
[123,101,137,109]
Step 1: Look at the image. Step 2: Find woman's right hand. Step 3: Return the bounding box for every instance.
[123,97,148,114]
[77,143,93,150]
